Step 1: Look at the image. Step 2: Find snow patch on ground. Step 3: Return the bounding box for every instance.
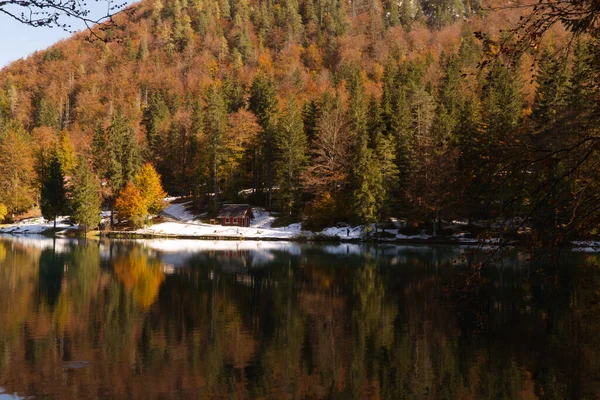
[139,220,301,239]
[250,208,275,228]
[160,201,197,222]
[320,226,363,239]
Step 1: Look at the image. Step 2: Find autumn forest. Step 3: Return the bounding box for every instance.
[1,0,600,241]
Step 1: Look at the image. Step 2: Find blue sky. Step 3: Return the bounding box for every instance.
[0,20,72,68]
[0,2,134,68]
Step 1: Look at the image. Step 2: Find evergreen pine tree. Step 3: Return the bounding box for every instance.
[346,68,377,222]
[40,152,67,228]
[71,157,102,232]
[275,99,307,216]
[388,0,400,27]
[35,95,59,129]
[249,73,279,207]
[302,98,321,146]
[353,149,384,225]
[367,94,385,148]
[142,91,171,156]
[567,39,593,110]
[454,92,485,219]
[532,48,569,125]
[204,84,228,207]
[106,111,141,215]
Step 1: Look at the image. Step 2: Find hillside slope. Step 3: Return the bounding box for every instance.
[2,0,589,236]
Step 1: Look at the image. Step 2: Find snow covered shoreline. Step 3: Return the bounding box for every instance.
[2,202,598,249]
[0,215,475,244]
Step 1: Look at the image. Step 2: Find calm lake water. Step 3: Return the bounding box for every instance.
[0,236,599,399]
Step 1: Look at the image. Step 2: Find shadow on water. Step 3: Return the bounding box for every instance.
[0,236,599,399]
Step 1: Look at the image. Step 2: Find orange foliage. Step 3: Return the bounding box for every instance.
[115,181,148,227]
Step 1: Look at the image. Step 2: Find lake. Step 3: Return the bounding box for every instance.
[0,236,599,399]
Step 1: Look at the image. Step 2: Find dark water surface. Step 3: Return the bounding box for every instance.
[0,236,599,399]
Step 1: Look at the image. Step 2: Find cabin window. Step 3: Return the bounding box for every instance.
[224,218,229,224]
[233,218,238,224]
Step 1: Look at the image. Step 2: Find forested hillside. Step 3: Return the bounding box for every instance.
[0,0,598,240]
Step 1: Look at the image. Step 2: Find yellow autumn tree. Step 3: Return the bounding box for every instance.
[57,131,76,177]
[134,163,167,215]
[0,203,7,222]
[115,181,147,228]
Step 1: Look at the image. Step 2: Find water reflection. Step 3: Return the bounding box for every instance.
[0,236,599,399]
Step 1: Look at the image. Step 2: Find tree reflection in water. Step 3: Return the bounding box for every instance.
[0,237,598,399]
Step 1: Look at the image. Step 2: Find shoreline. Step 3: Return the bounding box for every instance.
[0,227,523,247]
[99,230,491,245]
[2,230,599,252]
[0,224,490,245]
[2,217,599,251]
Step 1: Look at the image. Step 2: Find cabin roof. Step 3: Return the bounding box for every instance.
[216,204,252,218]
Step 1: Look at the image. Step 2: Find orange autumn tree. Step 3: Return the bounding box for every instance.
[115,181,147,228]
[134,163,167,215]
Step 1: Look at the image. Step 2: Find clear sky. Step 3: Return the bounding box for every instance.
[0,20,72,68]
[0,2,134,69]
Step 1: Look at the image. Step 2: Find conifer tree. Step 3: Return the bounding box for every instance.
[374,132,399,216]
[346,67,369,176]
[454,92,484,219]
[568,39,594,110]
[91,122,109,178]
[34,95,59,129]
[284,0,304,42]
[40,152,67,228]
[105,112,141,222]
[399,0,413,29]
[249,73,279,207]
[381,58,398,135]
[275,99,307,216]
[204,84,228,207]
[388,0,400,27]
[481,63,523,178]
[353,149,383,225]
[457,23,480,68]
[107,111,141,194]
[367,94,384,148]
[71,157,102,232]
[532,48,569,125]
[346,69,381,222]
[390,86,412,189]
[142,91,171,156]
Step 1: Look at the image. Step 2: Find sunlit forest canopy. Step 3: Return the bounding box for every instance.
[1,0,599,242]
